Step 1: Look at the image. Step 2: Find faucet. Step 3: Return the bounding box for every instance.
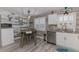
[61,23,67,32]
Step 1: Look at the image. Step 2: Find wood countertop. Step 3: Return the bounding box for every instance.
[47,29,79,34]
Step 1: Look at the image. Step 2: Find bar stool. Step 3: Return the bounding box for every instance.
[20,32,26,48]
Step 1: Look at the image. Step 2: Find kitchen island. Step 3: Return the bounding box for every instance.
[47,28,79,51]
[0,28,14,47]
[56,31,79,51]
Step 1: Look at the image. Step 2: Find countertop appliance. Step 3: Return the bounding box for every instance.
[47,31,56,44]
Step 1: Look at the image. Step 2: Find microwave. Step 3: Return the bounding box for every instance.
[1,23,12,28]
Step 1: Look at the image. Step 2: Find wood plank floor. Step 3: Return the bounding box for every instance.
[0,39,56,52]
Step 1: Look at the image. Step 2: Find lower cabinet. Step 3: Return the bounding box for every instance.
[56,32,65,47]
[56,32,79,51]
[1,28,14,47]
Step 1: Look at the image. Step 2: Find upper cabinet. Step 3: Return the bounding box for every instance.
[57,12,76,31]
[66,13,76,31]
[48,14,58,25]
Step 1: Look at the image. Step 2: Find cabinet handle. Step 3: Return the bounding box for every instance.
[64,37,66,40]
[78,36,79,39]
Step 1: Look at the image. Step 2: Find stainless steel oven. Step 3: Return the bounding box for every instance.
[1,23,12,28]
[47,31,56,44]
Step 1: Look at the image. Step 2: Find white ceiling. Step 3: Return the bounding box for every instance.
[0,7,79,17]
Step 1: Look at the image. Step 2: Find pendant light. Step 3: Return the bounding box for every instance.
[27,10,31,19]
[64,7,69,14]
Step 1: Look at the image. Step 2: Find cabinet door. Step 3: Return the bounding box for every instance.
[48,15,53,24]
[63,33,74,49]
[64,33,79,51]
[1,29,14,46]
[75,34,79,51]
[63,15,69,23]
[66,13,76,31]
[70,34,79,51]
[48,14,57,24]
[56,32,65,47]
[57,15,64,29]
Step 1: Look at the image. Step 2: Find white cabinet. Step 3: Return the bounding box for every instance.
[57,12,76,31]
[66,13,76,31]
[48,14,58,25]
[57,15,64,29]
[56,32,65,47]
[1,28,14,46]
[56,32,79,51]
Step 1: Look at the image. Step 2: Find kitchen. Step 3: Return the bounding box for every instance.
[0,7,79,52]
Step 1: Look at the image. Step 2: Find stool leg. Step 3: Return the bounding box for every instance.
[20,34,24,48]
[44,34,46,41]
[20,37,23,48]
[25,35,27,44]
[33,34,36,45]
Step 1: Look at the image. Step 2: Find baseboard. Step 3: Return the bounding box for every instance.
[47,41,56,45]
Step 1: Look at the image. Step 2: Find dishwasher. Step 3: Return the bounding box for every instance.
[47,31,56,45]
